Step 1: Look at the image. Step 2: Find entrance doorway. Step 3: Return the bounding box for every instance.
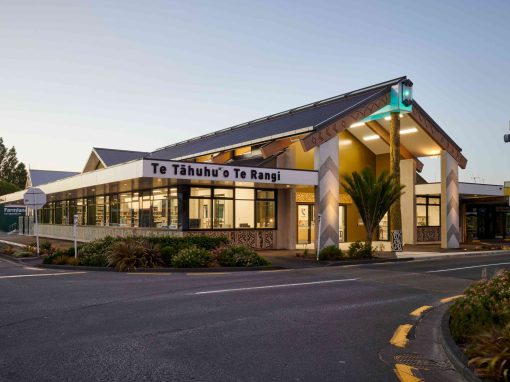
[297,204,347,245]
[297,204,314,245]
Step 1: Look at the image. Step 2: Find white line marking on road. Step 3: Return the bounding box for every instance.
[194,278,359,295]
[0,272,86,279]
[427,261,510,273]
[23,267,45,271]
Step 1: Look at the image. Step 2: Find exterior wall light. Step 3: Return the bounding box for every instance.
[401,79,413,107]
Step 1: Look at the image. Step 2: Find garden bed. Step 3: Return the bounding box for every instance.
[37,235,272,271]
[449,271,510,381]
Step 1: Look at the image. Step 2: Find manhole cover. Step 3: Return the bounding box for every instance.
[394,353,440,368]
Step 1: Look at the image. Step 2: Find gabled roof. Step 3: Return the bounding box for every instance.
[28,169,79,187]
[147,77,406,160]
[93,148,148,167]
[82,148,149,173]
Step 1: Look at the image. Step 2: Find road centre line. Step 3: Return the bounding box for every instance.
[426,261,510,273]
[440,295,464,303]
[194,278,358,295]
[394,363,422,382]
[390,324,413,348]
[0,272,86,279]
[410,305,432,317]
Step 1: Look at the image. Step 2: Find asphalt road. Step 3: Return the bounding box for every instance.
[1,252,509,382]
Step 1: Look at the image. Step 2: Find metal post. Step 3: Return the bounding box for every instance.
[34,194,40,256]
[73,214,78,259]
[316,213,322,261]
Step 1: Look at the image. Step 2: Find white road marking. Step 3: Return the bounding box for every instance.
[23,267,45,271]
[0,272,86,279]
[194,278,359,295]
[427,261,510,273]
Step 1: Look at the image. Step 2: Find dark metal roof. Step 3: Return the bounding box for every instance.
[28,169,80,187]
[147,77,406,160]
[93,148,149,167]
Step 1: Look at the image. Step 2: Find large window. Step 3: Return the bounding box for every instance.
[235,188,255,228]
[256,190,275,228]
[110,194,120,226]
[417,196,440,227]
[119,193,131,226]
[189,187,276,230]
[213,189,233,229]
[96,196,106,226]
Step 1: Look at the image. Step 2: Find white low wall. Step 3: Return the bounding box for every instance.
[32,224,278,249]
[36,224,183,242]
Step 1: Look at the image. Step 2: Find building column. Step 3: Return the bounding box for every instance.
[441,150,460,248]
[314,135,339,251]
[276,146,297,249]
[400,159,416,244]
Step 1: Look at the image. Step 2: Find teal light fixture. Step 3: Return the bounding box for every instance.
[400,79,413,107]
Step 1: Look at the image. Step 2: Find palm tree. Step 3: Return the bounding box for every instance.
[341,167,405,253]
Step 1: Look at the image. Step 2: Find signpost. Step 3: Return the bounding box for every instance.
[73,214,78,259]
[23,188,47,255]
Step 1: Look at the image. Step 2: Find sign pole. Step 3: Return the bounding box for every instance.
[23,188,47,256]
[316,213,322,261]
[73,214,78,259]
[34,197,40,256]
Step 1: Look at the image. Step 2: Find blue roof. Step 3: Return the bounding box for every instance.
[147,77,405,160]
[28,169,79,187]
[93,148,149,166]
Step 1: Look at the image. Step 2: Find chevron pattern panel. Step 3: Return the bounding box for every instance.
[441,151,460,248]
[316,137,339,250]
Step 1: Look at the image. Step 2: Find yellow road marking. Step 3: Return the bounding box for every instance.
[440,295,464,303]
[410,305,432,317]
[186,272,230,276]
[390,324,413,348]
[394,364,422,382]
[127,272,173,275]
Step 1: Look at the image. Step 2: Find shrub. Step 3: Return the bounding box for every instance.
[40,240,52,251]
[2,245,15,255]
[13,250,35,258]
[107,238,164,271]
[466,323,510,381]
[79,236,119,257]
[160,245,180,266]
[171,246,212,268]
[347,241,372,258]
[450,271,510,342]
[65,256,80,266]
[79,253,108,267]
[51,254,72,265]
[318,245,344,261]
[185,235,229,250]
[216,245,270,267]
[43,250,70,264]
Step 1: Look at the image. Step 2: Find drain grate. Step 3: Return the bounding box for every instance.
[394,353,441,368]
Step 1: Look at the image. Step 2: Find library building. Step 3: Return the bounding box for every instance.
[1,77,509,250]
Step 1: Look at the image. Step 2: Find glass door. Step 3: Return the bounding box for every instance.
[297,204,314,244]
[339,205,346,242]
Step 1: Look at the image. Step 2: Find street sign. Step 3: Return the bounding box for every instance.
[23,188,47,210]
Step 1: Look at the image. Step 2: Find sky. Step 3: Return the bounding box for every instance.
[0,0,509,184]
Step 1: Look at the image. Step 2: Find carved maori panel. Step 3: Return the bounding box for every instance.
[301,90,390,151]
[409,103,467,169]
[417,226,441,242]
[185,230,276,249]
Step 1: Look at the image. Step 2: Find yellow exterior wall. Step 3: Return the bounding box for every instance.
[289,132,393,243]
[338,131,376,242]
